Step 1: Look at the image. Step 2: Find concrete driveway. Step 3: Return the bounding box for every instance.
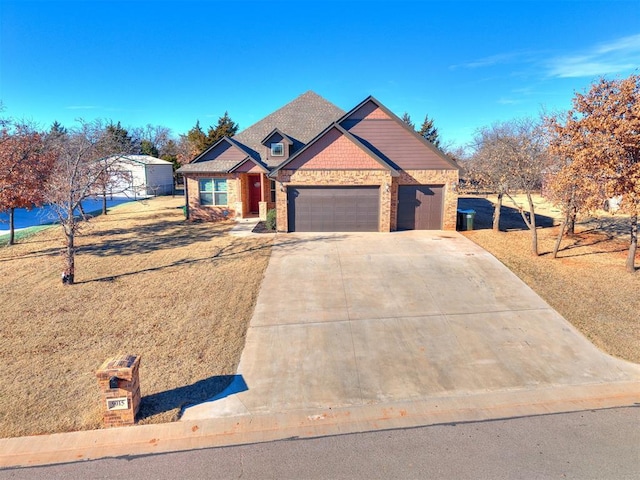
[183,232,640,429]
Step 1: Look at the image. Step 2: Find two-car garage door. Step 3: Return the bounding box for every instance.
[287,186,379,232]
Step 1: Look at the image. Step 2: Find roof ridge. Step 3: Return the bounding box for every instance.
[231,91,345,167]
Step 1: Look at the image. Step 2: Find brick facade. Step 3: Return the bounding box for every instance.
[185,164,458,232]
[275,169,393,232]
[186,173,240,221]
[96,355,141,428]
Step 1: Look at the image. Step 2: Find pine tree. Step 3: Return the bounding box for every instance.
[140,139,159,157]
[418,114,441,148]
[206,111,239,146]
[103,121,134,153]
[401,112,415,130]
[186,120,208,155]
[49,121,67,139]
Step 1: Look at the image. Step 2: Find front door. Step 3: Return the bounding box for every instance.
[249,174,261,213]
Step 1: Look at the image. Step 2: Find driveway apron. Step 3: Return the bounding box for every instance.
[183,231,640,420]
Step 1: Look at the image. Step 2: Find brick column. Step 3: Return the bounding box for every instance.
[96,355,141,428]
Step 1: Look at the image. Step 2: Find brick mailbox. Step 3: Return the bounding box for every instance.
[96,354,141,428]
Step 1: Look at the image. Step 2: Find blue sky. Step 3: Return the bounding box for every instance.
[1,0,639,150]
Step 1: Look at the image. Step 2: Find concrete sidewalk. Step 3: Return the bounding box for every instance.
[2,231,639,468]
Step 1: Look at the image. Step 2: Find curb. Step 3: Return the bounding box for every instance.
[1,381,638,469]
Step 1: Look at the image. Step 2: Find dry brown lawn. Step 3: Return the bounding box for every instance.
[460,194,640,365]
[0,196,272,438]
[3,193,639,439]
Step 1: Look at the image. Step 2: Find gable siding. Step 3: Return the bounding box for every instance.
[234,159,264,173]
[265,131,286,144]
[341,99,391,124]
[196,141,246,164]
[362,105,391,120]
[287,128,386,170]
[348,119,454,170]
[263,132,290,161]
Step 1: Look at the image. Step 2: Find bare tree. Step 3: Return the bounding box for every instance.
[131,124,173,156]
[469,118,549,255]
[467,124,514,231]
[45,120,125,285]
[93,122,137,214]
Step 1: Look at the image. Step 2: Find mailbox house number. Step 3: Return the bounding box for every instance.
[106,397,128,411]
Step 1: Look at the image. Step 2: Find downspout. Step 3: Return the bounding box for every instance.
[184,176,190,220]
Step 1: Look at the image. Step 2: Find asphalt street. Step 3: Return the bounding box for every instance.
[3,407,638,480]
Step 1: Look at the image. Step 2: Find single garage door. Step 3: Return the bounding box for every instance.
[397,185,444,230]
[288,186,379,232]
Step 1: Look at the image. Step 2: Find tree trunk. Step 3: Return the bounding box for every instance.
[565,189,577,236]
[492,193,503,231]
[567,211,576,235]
[62,230,75,285]
[102,185,108,215]
[553,215,568,259]
[626,213,637,273]
[527,192,538,256]
[8,207,15,246]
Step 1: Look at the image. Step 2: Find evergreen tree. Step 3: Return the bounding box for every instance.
[140,139,159,157]
[206,111,239,146]
[160,139,180,170]
[186,120,208,155]
[49,121,67,139]
[103,121,135,153]
[418,114,441,148]
[401,112,415,130]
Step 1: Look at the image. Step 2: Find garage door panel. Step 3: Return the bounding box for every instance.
[288,187,379,232]
[397,185,443,230]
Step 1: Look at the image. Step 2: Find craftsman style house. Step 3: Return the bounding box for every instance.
[178,91,459,232]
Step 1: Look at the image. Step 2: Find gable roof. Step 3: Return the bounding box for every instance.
[177,137,268,174]
[114,155,173,166]
[232,91,345,167]
[261,128,294,146]
[268,122,399,178]
[339,96,460,171]
[178,93,459,176]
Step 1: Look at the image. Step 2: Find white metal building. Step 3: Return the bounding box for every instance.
[110,155,174,198]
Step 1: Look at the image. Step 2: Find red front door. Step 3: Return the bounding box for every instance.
[249,174,261,213]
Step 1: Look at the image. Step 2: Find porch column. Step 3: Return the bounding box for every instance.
[258,173,268,221]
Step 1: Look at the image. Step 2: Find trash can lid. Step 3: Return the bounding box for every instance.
[457,209,476,214]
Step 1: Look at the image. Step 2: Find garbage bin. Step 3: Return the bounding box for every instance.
[457,209,476,231]
[182,205,187,218]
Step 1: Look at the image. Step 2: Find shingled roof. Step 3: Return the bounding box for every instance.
[232,91,345,167]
